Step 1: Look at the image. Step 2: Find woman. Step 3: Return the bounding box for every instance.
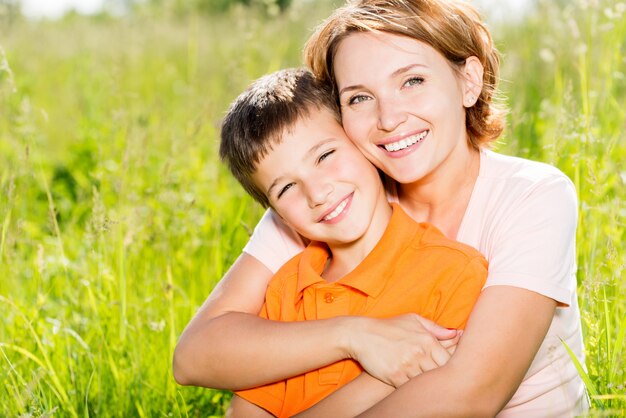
[174,0,587,416]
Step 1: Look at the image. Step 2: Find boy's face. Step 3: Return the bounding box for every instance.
[252,107,388,246]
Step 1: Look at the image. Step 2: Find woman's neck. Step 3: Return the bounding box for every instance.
[398,145,480,239]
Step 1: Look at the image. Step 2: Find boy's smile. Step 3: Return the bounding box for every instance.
[252,108,391,253]
[319,192,353,223]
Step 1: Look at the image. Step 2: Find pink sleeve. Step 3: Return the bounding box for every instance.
[484,175,577,307]
[243,209,306,274]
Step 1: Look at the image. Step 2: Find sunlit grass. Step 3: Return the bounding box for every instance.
[0,0,624,415]
[494,0,626,414]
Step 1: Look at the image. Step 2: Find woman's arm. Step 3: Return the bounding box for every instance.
[173,253,346,389]
[226,395,274,418]
[293,333,459,418]
[294,373,394,418]
[357,285,557,417]
[172,253,458,390]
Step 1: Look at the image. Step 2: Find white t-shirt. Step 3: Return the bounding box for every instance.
[243,150,588,416]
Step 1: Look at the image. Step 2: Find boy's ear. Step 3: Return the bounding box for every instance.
[461,56,484,108]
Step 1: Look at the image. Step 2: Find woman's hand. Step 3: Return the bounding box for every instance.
[344,314,459,388]
[355,287,558,417]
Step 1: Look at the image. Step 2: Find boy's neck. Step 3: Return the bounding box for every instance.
[322,199,393,283]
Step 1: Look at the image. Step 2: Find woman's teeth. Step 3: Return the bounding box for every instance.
[323,199,348,221]
[384,131,428,152]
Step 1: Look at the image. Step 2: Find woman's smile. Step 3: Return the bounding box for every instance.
[378,129,429,155]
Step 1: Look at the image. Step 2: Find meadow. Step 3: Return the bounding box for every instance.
[0,0,624,416]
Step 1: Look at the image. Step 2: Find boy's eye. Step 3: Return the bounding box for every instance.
[404,77,424,87]
[347,94,370,105]
[318,149,335,164]
[277,183,294,199]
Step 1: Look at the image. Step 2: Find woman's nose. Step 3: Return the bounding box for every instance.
[376,97,407,132]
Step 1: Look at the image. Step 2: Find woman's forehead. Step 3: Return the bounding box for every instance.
[333,32,450,82]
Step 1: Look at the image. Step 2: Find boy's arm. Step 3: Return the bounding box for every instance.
[226,395,274,418]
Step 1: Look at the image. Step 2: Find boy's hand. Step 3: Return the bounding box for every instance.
[342,314,459,388]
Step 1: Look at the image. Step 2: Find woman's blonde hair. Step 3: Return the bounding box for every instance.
[304,0,507,148]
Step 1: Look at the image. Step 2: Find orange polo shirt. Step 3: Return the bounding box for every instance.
[237,203,487,417]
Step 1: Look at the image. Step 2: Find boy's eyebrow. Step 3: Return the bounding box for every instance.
[305,137,338,160]
[338,63,428,97]
[267,176,284,197]
[266,137,339,197]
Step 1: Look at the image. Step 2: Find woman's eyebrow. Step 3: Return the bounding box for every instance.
[338,63,428,96]
[390,63,428,78]
[338,84,364,97]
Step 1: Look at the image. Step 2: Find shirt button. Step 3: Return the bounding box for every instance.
[324,292,334,303]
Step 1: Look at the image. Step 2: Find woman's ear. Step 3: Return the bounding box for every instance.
[461,56,484,108]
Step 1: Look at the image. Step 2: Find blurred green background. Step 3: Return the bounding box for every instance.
[0,0,625,416]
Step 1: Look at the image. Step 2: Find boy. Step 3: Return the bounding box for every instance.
[219,68,487,417]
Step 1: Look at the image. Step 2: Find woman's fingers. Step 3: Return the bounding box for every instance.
[416,356,440,374]
[429,343,452,367]
[346,314,453,387]
[439,334,460,348]
[439,332,461,357]
[415,316,458,340]
[395,349,444,385]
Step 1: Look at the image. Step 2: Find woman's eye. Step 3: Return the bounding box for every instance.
[277,183,294,199]
[318,149,335,163]
[348,94,370,105]
[404,77,424,87]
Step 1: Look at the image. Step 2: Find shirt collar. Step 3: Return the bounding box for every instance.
[294,203,422,300]
[295,241,329,297]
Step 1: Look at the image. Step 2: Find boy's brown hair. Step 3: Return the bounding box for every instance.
[220,68,339,208]
[304,0,507,149]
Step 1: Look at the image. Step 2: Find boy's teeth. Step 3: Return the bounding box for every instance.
[384,131,427,152]
[324,199,348,221]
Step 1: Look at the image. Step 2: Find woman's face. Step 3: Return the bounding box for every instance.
[333,31,479,184]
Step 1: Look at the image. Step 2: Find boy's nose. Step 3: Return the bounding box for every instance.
[306,180,333,208]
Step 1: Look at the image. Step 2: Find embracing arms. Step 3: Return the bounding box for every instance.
[172,252,457,390]
[294,285,556,417]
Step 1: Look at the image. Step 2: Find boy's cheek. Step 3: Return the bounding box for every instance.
[271,203,295,229]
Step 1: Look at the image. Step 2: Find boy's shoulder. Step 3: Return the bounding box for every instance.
[265,241,330,295]
[388,203,480,257]
[410,221,486,263]
[266,251,303,294]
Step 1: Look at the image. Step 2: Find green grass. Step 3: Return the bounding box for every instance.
[0,0,624,416]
